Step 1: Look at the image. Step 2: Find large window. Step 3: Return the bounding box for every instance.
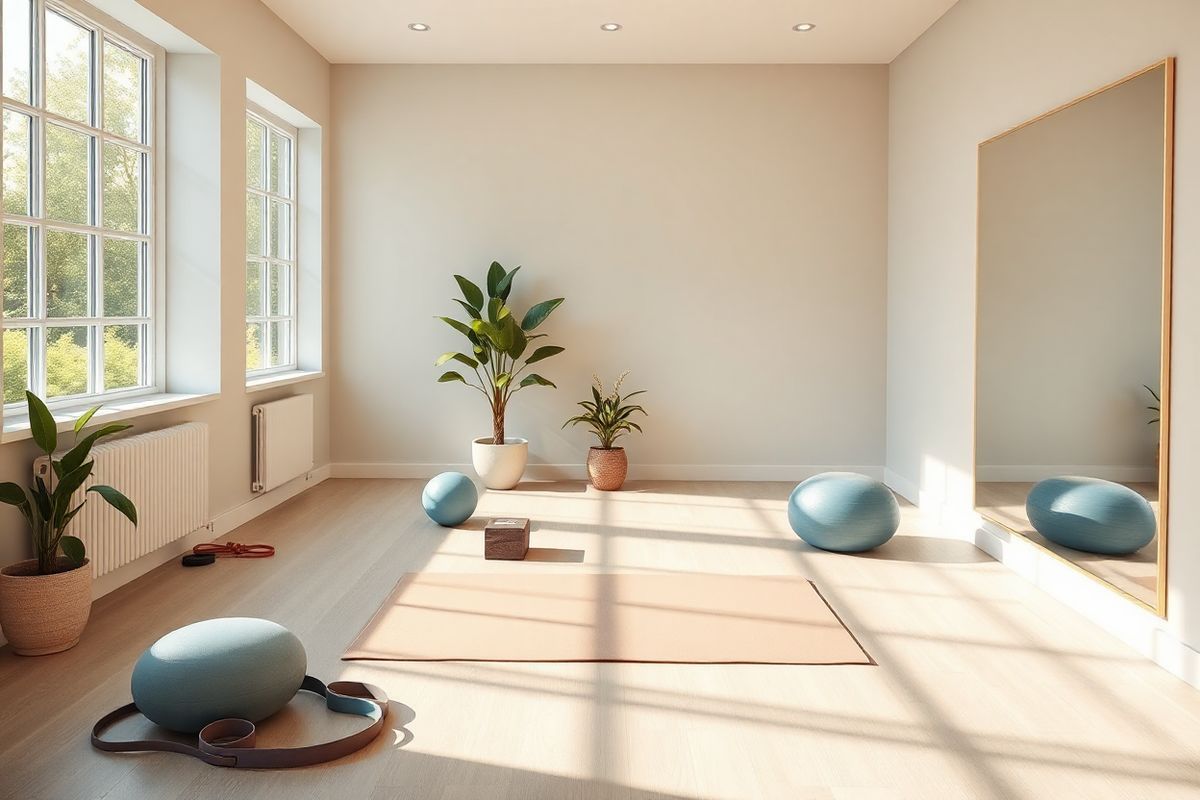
[245,108,296,375]
[1,0,157,407]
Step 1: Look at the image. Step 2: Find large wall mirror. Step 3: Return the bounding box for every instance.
[975,59,1174,614]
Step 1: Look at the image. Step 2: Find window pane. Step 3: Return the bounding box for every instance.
[46,124,92,224]
[268,200,290,258]
[246,322,264,371]
[2,0,32,103]
[269,130,291,196]
[45,10,92,125]
[2,110,31,215]
[103,41,143,142]
[268,263,290,316]
[246,193,264,256]
[4,224,30,318]
[3,328,30,403]
[268,320,291,367]
[103,237,139,316]
[46,228,89,317]
[246,117,265,190]
[103,323,141,390]
[246,261,263,316]
[45,326,89,398]
[102,141,141,232]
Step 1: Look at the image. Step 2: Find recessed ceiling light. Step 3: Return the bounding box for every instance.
[600,23,622,32]
[792,23,816,32]
[408,22,430,32]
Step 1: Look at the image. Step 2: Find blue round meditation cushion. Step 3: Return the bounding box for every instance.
[788,472,900,553]
[1026,476,1156,555]
[131,617,306,733]
[422,471,479,527]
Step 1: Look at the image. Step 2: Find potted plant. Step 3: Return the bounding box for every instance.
[1145,384,1161,468]
[436,261,564,489]
[0,393,138,655]
[563,373,647,491]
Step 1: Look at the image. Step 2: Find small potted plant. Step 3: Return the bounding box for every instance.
[564,373,647,491]
[436,261,565,489]
[0,393,138,655]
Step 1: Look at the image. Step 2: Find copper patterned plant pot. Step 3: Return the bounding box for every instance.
[588,447,628,491]
[0,557,92,656]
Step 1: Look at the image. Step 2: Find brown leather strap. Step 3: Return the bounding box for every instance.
[91,676,388,769]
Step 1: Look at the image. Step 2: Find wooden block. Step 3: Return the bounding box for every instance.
[485,518,530,560]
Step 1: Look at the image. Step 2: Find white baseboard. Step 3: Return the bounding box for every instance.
[212,463,331,537]
[888,467,1200,691]
[0,464,331,650]
[976,465,1158,483]
[884,468,920,505]
[330,462,885,483]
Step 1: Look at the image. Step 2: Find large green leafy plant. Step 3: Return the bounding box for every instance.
[564,372,647,449]
[0,393,138,575]
[436,262,565,444]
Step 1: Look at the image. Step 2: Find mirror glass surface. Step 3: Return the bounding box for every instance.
[975,63,1171,612]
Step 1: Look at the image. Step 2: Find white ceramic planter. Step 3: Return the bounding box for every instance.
[472,437,529,490]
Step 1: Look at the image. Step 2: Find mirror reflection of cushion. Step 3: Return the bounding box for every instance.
[131,618,307,733]
[422,471,479,527]
[1026,476,1156,555]
[788,472,900,553]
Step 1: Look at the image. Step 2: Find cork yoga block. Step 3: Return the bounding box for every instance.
[485,518,530,560]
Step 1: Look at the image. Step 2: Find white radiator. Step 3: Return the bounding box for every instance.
[252,394,314,493]
[34,422,210,579]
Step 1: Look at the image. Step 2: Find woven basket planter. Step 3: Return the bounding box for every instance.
[587,447,628,491]
[0,557,92,656]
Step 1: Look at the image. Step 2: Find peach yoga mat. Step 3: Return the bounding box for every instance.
[343,573,872,664]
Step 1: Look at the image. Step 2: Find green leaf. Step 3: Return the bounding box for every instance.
[438,371,467,384]
[453,275,484,310]
[520,298,564,331]
[496,265,520,300]
[486,261,506,298]
[0,482,27,507]
[437,316,475,339]
[52,461,94,524]
[60,424,132,476]
[506,320,528,360]
[88,485,137,526]
[435,352,479,369]
[496,373,511,388]
[519,374,557,389]
[453,299,482,320]
[487,297,510,324]
[60,535,85,565]
[524,345,564,365]
[73,405,101,435]
[26,391,57,455]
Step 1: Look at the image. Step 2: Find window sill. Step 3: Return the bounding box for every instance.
[2,392,220,444]
[245,369,324,394]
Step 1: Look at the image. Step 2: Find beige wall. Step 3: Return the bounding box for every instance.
[0,0,331,569]
[976,66,1164,476]
[331,64,888,475]
[887,0,1200,657]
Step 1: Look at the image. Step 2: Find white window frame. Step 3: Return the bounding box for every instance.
[245,103,298,378]
[2,0,165,411]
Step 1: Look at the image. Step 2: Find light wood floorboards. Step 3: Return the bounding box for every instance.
[2,479,1199,799]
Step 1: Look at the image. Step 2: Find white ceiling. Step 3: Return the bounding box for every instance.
[261,1,960,65]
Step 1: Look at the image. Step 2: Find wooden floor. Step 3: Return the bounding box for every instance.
[3,479,1200,800]
[975,481,1159,606]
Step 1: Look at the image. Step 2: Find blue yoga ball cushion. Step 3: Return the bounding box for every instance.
[1026,476,1156,555]
[422,471,479,527]
[788,472,900,553]
[131,617,306,733]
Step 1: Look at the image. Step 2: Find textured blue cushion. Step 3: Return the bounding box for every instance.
[788,472,900,553]
[422,471,479,527]
[131,617,306,733]
[1026,476,1156,555]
